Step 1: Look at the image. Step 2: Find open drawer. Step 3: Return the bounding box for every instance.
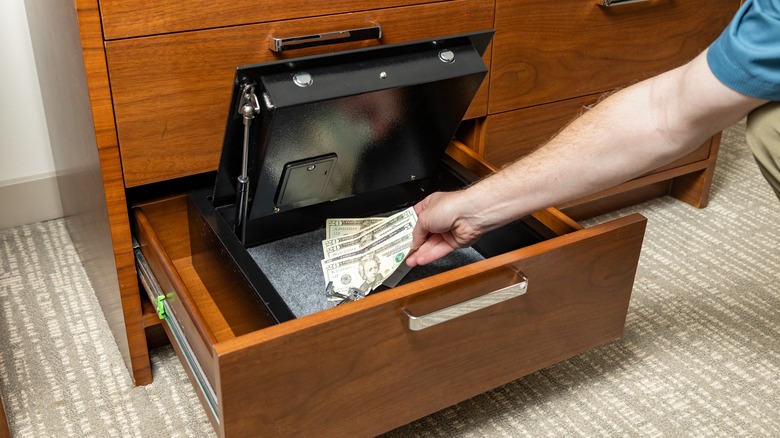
[131,32,646,437]
[132,143,646,437]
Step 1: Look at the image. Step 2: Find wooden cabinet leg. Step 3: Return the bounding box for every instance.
[669,133,721,209]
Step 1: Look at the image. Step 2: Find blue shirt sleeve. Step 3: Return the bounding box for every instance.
[707,0,780,101]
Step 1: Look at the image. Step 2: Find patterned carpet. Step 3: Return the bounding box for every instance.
[1,121,779,437]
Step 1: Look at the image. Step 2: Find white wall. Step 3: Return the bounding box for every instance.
[0,0,61,228]
[0,0,53,181]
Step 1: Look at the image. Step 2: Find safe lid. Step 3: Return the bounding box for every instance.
[212,30,493,225]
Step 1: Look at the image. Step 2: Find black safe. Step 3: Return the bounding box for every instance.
[186,31,554,323]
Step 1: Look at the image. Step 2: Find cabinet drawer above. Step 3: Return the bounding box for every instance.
[105,0,493,187]
[484,94,712,171]
[489,0,739,113]
[99,0,451,39]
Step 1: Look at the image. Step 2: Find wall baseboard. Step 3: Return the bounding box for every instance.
[0,173,63,230]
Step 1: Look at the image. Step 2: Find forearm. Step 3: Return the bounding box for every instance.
[460,81,684,225]
[408,51,767,267]
[455,51,766,231]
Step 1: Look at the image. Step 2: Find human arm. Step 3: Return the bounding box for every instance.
[406,50,768,267]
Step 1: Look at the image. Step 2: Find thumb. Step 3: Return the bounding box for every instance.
[410,196,433,251]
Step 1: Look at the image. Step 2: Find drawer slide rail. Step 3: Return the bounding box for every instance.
[133,241,220,423]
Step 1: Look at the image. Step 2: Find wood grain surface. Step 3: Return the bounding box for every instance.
[133,202,221,396]
[484,95,714,170]
[485,93,600,166]
[99,0,445,39]
[489,0,739,113]
[559,159,710,220]
[73,0,152,385]
[669,133,721,208]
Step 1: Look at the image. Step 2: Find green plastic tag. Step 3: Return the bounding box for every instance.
[156,295,167,320]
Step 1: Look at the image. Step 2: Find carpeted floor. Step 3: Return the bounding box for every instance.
[1,121,779,437]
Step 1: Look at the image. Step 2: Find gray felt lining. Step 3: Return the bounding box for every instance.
[247,228,484,318]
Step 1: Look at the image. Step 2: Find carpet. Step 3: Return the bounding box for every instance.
[1,121,779,437]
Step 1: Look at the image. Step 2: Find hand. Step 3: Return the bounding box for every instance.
[405,191,483,267]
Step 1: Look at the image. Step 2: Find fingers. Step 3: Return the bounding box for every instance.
[406,233,456,267]
[407,192,459,267]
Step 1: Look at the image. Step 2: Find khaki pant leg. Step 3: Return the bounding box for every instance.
[746,101,780,202]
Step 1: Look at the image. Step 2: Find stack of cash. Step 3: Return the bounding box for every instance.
[321,207,417,299]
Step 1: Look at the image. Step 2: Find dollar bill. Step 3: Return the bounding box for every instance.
[325,217,383,239]
[323,221,415,260]
[321,231,413,294]
[322,208,417,254]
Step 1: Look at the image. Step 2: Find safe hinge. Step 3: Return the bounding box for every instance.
[234,82,261,245]
[237,83,261,118]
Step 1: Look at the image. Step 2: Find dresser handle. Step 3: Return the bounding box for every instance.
[403,271,528,331]
[268,25,382,52]
[598,0,651,5]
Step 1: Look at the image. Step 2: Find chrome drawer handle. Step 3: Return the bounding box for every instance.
[268,25,382,52]
[403,272,528,331]
[598,0,651,5]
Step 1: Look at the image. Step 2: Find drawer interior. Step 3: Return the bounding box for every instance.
[132,157,646,436]
[244,219,486,318]
[187,158,564,325]
[135,195,277,342]
[134,160,575,344]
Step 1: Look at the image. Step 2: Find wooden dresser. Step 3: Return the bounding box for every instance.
[40,0,738,436]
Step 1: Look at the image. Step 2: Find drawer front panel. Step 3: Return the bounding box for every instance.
[100,0,444,40]
[485,96,712,170]
[489,0,739,113]
[215,214,646,437]
[485,94,599,166]
[106,0,494,187]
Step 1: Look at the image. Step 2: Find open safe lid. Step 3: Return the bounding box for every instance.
[212,30,493,228]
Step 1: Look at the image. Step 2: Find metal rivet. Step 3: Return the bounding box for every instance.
[380,71,388,79]
[410,175,417,180]
[293,72,313,87]
[307,165,316,171]
[438,49,455,63]
[274,207,280,213]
